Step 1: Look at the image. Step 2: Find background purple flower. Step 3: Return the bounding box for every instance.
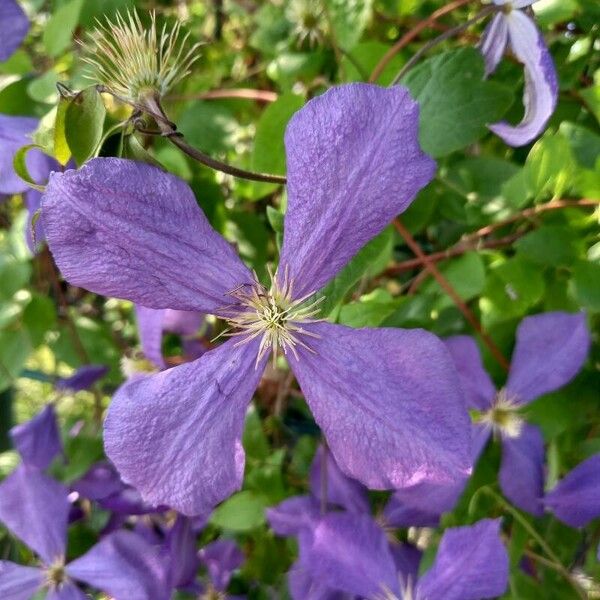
[0,0,29,62]
[479,0,558,146]
[41,83,473,516]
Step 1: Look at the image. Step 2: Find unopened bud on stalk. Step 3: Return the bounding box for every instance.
[82,10,200,103]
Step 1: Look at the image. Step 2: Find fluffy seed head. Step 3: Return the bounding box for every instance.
[82,10,200,102]
[219,265,324,368]
[287,0,328,47]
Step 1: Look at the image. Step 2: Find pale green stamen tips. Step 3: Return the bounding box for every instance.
[82,10,201,102]
[221,266,325,368]
[478,388,524,438]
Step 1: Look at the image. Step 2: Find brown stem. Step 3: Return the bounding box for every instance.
[393,218,510,371]
[369,0,472,83]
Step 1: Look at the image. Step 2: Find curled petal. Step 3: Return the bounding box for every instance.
[545,454,600,527]
[42,158,252,313]
[416,519,509,600]
[290,323,472,491]
[104,338,265,515]
[0,466,69,564]
[56,365,108,392]
[199,540,244,591]
[10,404,62,470]
[479,13,509,76]
[280,83,435,298]
[499,423,545,516]
[0,561,44,600]
[67,530,169,600]
[489,11,558,146]
[297,513,399,598]
[506,311,590,405]
[444,336,496,410]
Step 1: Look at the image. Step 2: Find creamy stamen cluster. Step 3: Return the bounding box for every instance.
[220,266,325,367]
[478,388,523,438]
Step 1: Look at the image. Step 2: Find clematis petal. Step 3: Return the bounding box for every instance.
[288,562,346,600]
[164,516,200,588]
[489,10,558,146]
[71,462,124,500]
[444,336,496,410]
[279,83,435,298]
[266,496,321,537]
[297,513,399,598]
[10,404,62,470]
[0,116,54,195]
[544,454,600,527]
[479,13,509,76]
[416,519,509,600]
[0,561,44,600]
[67,530,169,600]
[499,423,545,516]
[55,364,108,392]
[506,312,590,405]
[46,583,88,600]
[289,323,471,490]
[309,446,369,514]
[42,158,252,313]
[104,338,265,516]
[390,544,422,589]
[198,540,244,591]
[0,465,69,563]
[0,0,29,62]
[383,477,466,528]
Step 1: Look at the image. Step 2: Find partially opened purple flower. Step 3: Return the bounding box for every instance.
[544,453,600,527]
[0,465,170,599]
[42,83,472,516]
[292,513,508,599]
[136,305,205,369]
[479,0,558,146]
[445,311,590,516]
[10,404,62,470]
[0,0,29,62]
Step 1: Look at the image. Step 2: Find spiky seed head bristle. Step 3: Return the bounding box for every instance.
[287,0,328,48]
[81,9,201,102]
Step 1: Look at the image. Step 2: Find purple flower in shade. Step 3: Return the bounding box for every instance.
[544,453,600,527]
[41,83,473,516]
[198,539,244,594]
[479,0,558,146]
[291,513,508,599]
[55,364,108,392]
[9,404,62,470]
[0,465,170,599]
[0,0,29,62]
[135,305,205,369]
[444,311,591,516]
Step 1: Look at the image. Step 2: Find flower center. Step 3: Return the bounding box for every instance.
[478,388,523,438]
[220,266,324,367]
[45,559,67,589]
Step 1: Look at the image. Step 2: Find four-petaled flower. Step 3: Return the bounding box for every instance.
[42,83,472,516]
[479,0,558,146]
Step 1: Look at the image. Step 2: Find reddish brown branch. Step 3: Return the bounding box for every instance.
[393,218,510,371]
[369,0,472,83]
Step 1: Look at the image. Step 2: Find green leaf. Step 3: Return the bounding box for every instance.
[339,289,402,328]
[178,101,238,154]
[250,93,304,198]
[515,226,584,267]
[341,41,405,85]
[0,329,32,392]
[210,490,266,532]
[65,87,107,166]
[569,260,600,312]
[22,295,56,347]
[317,226,394,317]
[12,145,47,191]
[0,259,31,300]
[54,97,72,165]
[324,0,373,50]
[43,0,84,58]
[403,48,513,157]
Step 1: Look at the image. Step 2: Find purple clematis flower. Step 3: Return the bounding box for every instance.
[445,311,590,516]
[136,305,205,369]
[0,0,29,62]
[41,83,473,516]
[292,514,508,599]
[544,453,600,527]
[10,404,62,470]
[55,364,108,392]
[198,539,245,594]
[479,0,558,146]
[0,465,170,600]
